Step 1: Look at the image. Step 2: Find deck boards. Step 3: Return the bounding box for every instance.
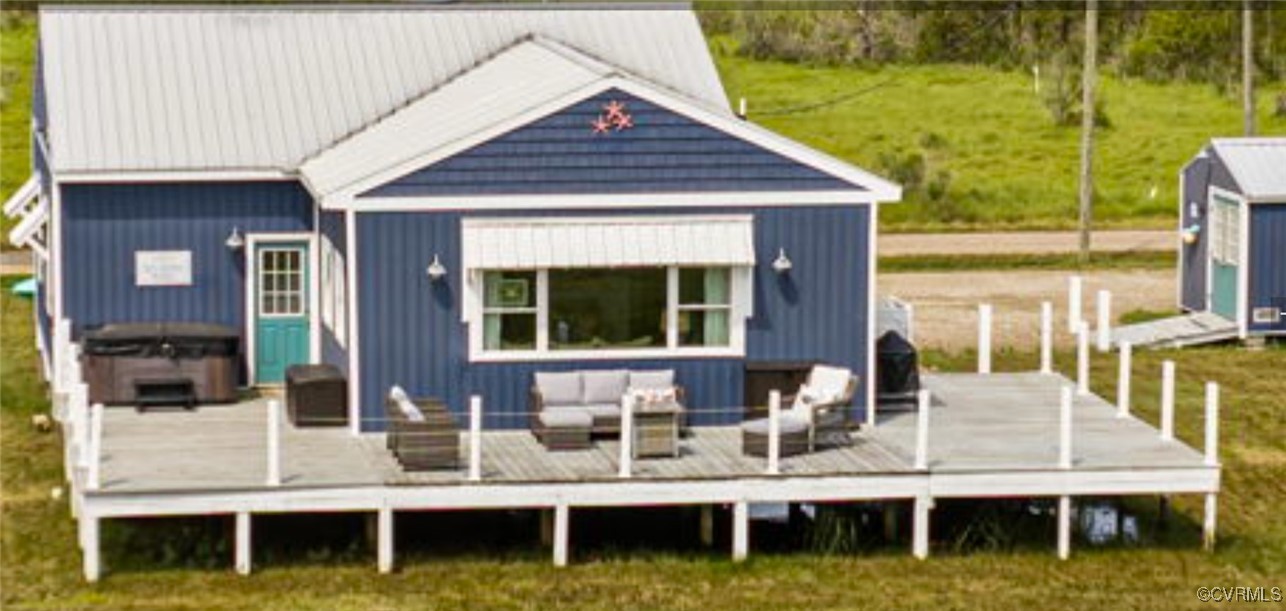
[96,373,1208,495]
[1110,311,1238,349]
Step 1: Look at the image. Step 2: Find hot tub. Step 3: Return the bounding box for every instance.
[82,323,240,407]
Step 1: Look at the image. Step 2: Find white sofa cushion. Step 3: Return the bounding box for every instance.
[582,369,628,404]
[535,371,582,407]
[808,365,853,403]
[628,369,675,391]
[539,409,593,429]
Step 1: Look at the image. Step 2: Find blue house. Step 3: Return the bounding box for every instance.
[1178,138,1286,339]
[6,4,900,432]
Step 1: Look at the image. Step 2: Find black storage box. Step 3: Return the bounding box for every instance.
[286,364,348,427]
[876,331,921,406]
[82,323,239,406]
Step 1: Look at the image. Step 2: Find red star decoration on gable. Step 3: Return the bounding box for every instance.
[590,100,635,136]
[613,112,634,131]
[603,100,627,122]
[590,116,612,134]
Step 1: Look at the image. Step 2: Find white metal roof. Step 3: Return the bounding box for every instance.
[1211,138,1286,202]
[300,37,612,197]
[38,4,727,174]
[461,215,755,270]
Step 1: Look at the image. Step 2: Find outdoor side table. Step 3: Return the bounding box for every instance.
[632,401,683,458]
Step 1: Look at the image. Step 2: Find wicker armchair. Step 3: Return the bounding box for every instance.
[385,390,460,470]
[741,365,859,454]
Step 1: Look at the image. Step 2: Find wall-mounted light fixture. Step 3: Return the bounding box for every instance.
[426,254,448,281]
[1181,223,1201,245]
[771,248,793,274]
[225,226,244,251]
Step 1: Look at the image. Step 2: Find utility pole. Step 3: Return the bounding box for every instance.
[1243,0,1256,136]
[1078,0,1098,265]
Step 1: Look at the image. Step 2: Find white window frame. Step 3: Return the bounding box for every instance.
[467,265,751,362]
[1210,194,1242,266]
[319,234,348,348]
[256,247,307,318]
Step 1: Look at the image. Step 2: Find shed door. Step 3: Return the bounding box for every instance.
[1209,195,1241,321]
[254,242,310,383]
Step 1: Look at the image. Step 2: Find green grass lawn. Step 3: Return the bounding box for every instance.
[2,277,1284,609]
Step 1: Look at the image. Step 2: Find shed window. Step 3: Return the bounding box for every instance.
[1211,195,1241,265]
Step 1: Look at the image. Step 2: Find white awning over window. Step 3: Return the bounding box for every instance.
[462,215,755,270]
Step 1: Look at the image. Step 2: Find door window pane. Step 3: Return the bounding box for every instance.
[550,268,666,350]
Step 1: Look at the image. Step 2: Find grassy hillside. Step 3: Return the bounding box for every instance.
[712,38,1286,231]
[0,13,36,208]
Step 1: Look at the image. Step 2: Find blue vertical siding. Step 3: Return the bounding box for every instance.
[319,209,349,373]
[1249,203,1286,334]
[361,90,860,198]
[1180,155,1210,311]
[61,182,314,342]
[356,206,870,431]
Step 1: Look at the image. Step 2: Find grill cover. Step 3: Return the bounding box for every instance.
[876,331,920,398]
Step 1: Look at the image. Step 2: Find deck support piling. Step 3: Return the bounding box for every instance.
[767,390,781,474]
[552,504,570,567]
[1057,495,1072,560]
[377,507,394,573]
[1076,323,1090,395]
[915,389,930,470]
[1067,275,1083,333]
[1116,342,1132,418]
[539,509,553,547]
[234,511,251,576]
[469,395,482,482]
[1161,361,1176,441]
[1095,289,1112,352]
[80,514,100,582]
[266,400,281,487]
[977,304,992,374]
[912,495,933,559]
[732,501,749,562]
[1203,493,1218,551]
[699,505,714,547]
[1040,301,1054,374]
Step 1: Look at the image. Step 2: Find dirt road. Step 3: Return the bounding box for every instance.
[881,230,1171,256]
[882,269,1175,351]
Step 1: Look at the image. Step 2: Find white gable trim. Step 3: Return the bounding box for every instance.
[321,75,900,210]
[57,169,296,183]
[341,190,882,212]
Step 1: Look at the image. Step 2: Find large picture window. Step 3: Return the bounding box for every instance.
[472,265,746,359]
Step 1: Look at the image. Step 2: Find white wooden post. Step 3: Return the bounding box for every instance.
[912,495,932,560]
[553,503,570,567]
[80,514,100,582]
[86,403,103,491]
[1057,495,1072,560]
[766,390,781,475]
[700,505,715,547]
[1067,275,1083,333]
[1160,360,1175,442]
[1040,301,1054,374]
[732,501,749,562]
[914,389,930,470]
[377,507,394,573]
[266,400,281,487]
[235,511,252,575]
[1116,342,1132,418]
[1204,382,1219,466]
[469,395,482,482]
[618,394,634,478]
[1095,289,1112,352]
[1059,386,1073,470]
[977,304,992,374]
[1203,493,1218,551]
[1076,322,1090,396]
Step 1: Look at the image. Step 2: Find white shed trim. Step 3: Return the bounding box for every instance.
[3,174,39,218]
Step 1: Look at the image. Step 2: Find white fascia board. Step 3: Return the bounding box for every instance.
[3,174,39,218]
[56,169,296,183]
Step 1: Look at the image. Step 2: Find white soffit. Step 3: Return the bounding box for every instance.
[462,216,755,270]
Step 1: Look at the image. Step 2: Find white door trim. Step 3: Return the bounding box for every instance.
[1207,186,1249,337]
[244,232,320,386]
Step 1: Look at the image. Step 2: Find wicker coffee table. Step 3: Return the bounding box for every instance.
[632,401,683,458]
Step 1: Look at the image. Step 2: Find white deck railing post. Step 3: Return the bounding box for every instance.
[266,400,281,487]
[1039,301,1054,374]
[977,304,992,374]
[1095,289,1112,352]
[1116,342,1132,418]
[1160,360,1176,442]
[766,390,781,475]
[618,395,633,479]
[1067,276,1083,333]
[86,403,103,491]
[1204,382,1219,467]
[1059,386,1073,470]
[915,389,930,470]
[469,395,483,482]
[1076,322,1090,396]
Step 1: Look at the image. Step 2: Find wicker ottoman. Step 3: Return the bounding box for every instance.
[286,364,348,427]
[538,410,593,451]
[741,416,810,457]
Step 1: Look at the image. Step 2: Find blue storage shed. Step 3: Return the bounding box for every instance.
[5,5,901,432]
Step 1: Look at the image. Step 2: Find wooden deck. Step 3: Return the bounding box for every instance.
[1110,311,1238,349]
[95,372,1208,495]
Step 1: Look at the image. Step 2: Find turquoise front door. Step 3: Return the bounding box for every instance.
[1210,195,1241,321]
[254,242,310,383]
[1212,261,1238,320]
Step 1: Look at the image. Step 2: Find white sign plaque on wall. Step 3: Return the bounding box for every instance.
[135,250,193,287]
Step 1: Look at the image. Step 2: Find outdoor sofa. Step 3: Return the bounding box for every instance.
[529,369,685,449]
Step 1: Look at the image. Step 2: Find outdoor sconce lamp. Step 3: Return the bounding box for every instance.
[224,226,244,251]
[1182,224,1201,245]
[772,248,793,275]
[426,254,448,281]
